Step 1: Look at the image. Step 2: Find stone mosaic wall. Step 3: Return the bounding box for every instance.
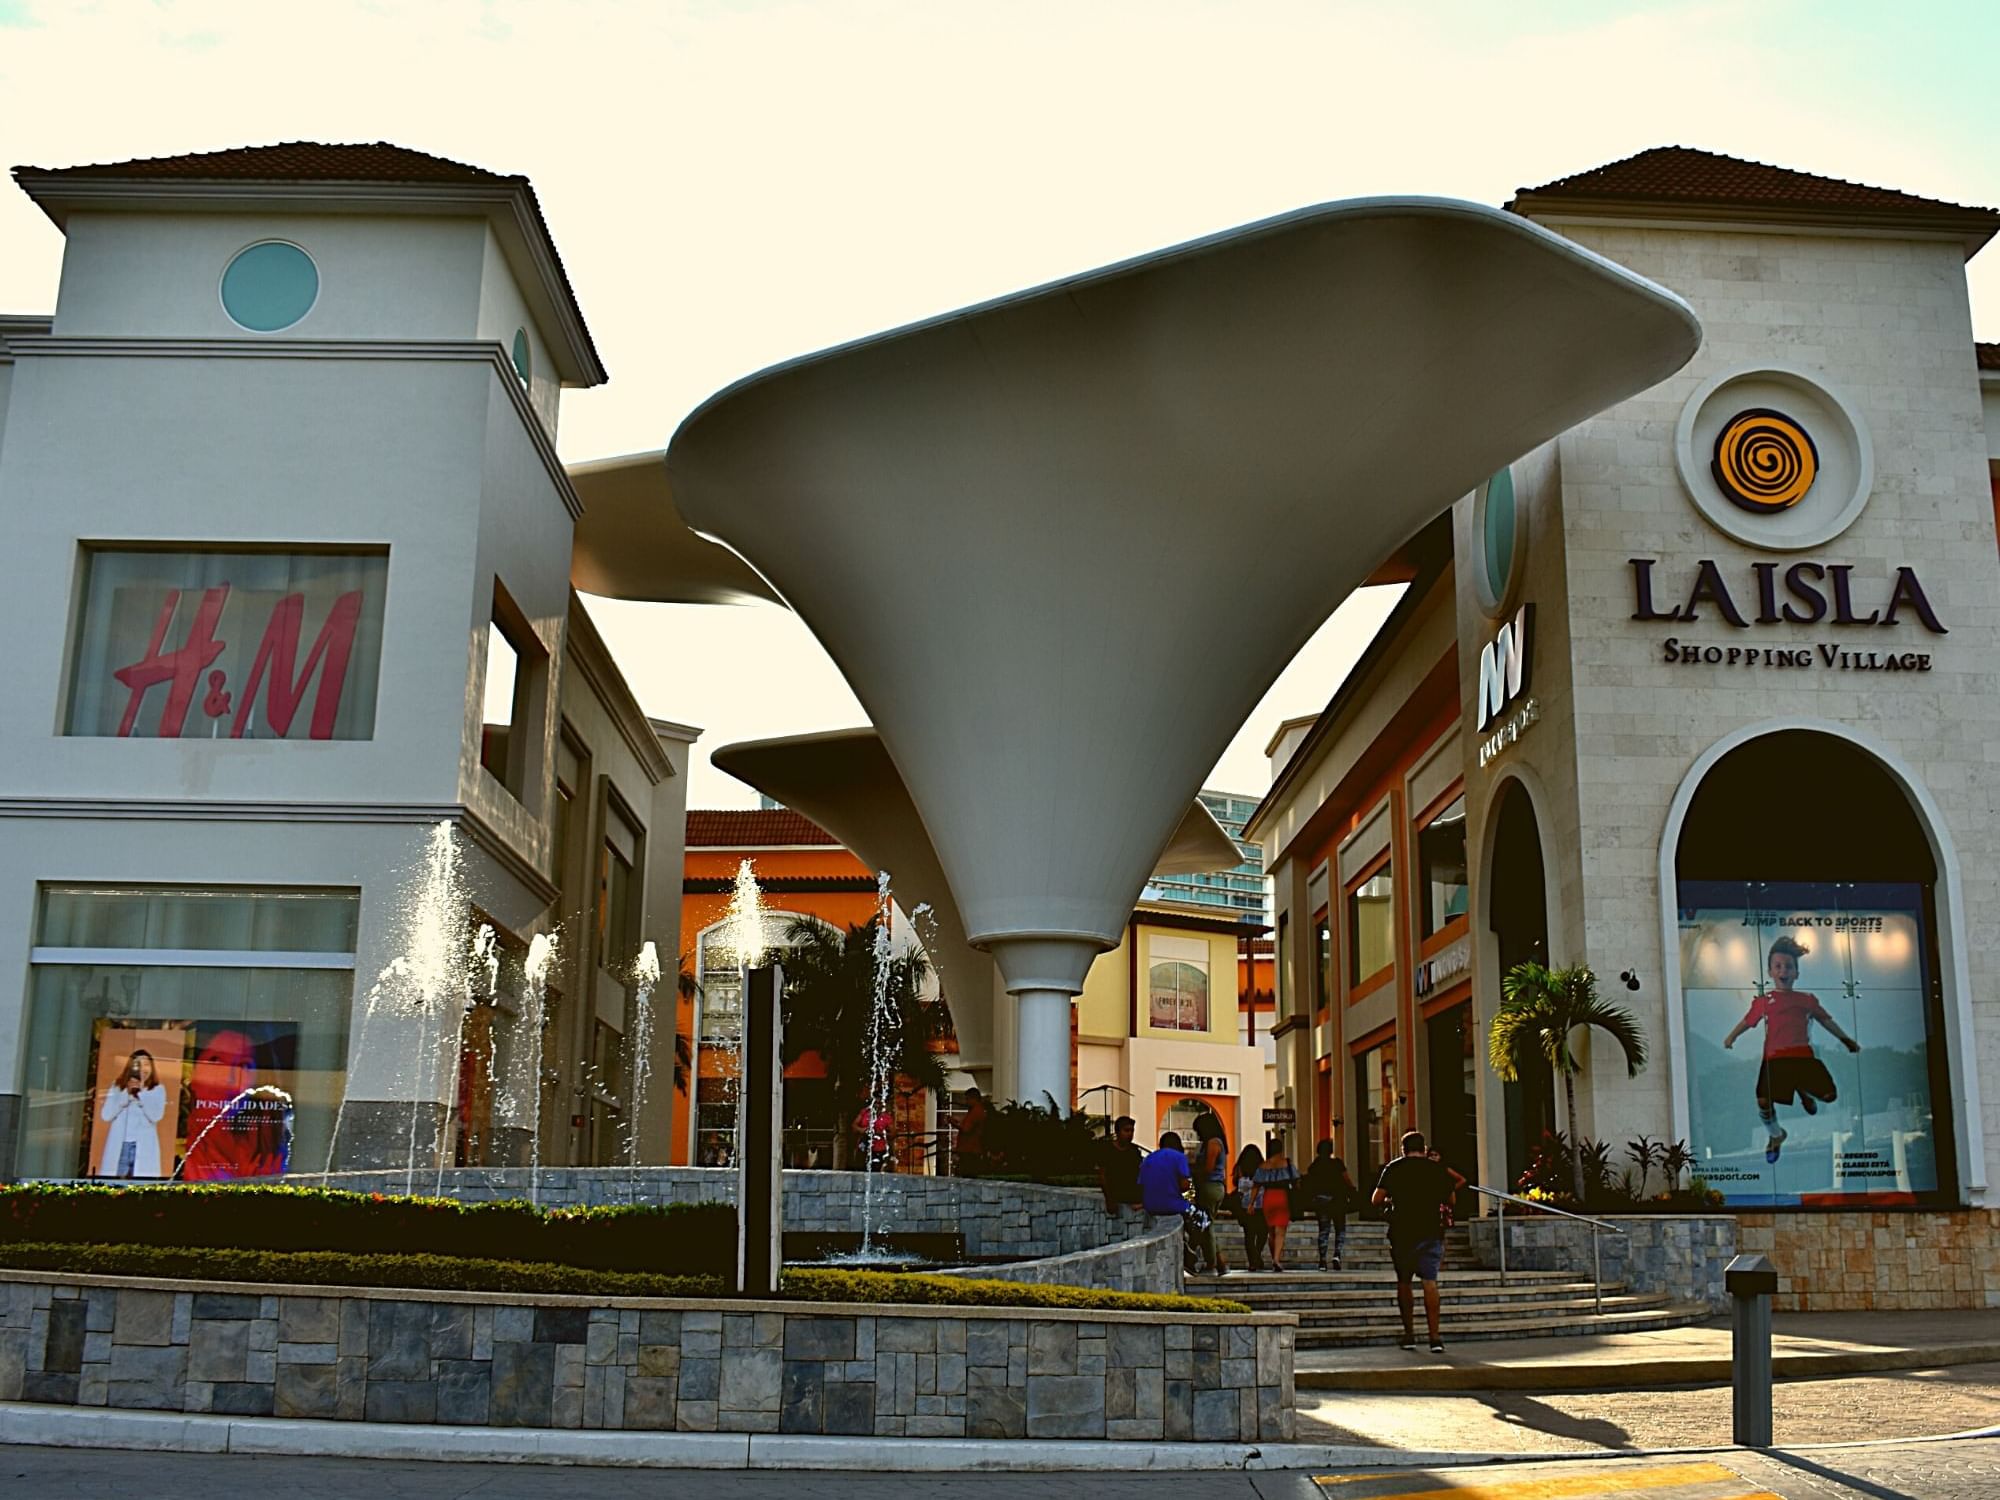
[933,1213,1184,1295]
[0,1274,1293,1442]
[282,1168,1165,1282]
[1737,1209,2000,1311]
[1465,1214,1737,1312]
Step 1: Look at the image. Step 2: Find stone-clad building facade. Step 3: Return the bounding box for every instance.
[1252,148,2000,1306]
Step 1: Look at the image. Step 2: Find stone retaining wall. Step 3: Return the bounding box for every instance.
[0,1272,1293,1443]
[1736,1209,2000,1311]
[1466,1214,1737,1312]
[934,1214,1184,1296]
[286,1169,1146,1263]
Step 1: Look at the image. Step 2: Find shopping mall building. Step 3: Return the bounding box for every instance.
[1249,148,2000,1305]
[0,145,700,1181]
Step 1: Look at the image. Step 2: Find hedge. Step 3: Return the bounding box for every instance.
[0,1184,733,1278]
[0,1242,1250,1314]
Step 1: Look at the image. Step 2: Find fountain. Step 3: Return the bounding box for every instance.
[625,940,662,1187]
[520,932,559,1206]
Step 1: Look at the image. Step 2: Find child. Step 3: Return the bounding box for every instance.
[1723,934,1860,1164]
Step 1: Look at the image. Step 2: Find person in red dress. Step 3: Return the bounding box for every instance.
[1723,934,1860,1165]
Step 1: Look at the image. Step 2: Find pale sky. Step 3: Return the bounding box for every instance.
[3,1,1995,807]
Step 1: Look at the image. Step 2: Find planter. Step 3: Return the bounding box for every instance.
[1466,1213,1736,1311]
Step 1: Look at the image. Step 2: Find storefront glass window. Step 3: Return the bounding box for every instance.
[1313,910,1331,1013]
[1418,797,1470,939]
[21,886,356,1181]
[1147,934,1210,1032]
[66,549,388,741]
[1678,879,1947,1207]
[1347,867,1394,988]
[1353,1038,1397,1186]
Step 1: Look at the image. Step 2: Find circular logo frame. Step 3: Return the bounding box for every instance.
[1674,364,1872,552]
[1471,463,1529,620]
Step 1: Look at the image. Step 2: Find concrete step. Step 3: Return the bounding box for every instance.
[1288,1293,1669,1328]
[1190,1269,1587,1293]
[1295,1303,1713,1350]
[1201,1281,1635,1308]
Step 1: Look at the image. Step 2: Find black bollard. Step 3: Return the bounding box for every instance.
[1726,1251,1777,1448]
[736,962,785,1296]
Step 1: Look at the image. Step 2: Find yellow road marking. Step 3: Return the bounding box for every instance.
[1313,1461,1752,1499]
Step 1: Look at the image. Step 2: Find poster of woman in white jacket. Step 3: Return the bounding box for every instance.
[91,1035,182,1179]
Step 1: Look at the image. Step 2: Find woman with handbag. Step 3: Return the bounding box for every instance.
[1254,1137,1300,1273]
[1191,1112,1231,1274]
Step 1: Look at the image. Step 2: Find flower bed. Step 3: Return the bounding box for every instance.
[0,1184,733,1278]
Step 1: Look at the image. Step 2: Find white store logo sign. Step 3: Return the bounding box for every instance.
[1476,604,1538,767]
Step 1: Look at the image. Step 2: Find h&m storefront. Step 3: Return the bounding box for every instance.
[1253,147,2000,1308]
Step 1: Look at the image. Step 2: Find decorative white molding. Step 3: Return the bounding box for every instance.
[6,335,582,521]
[30,946,354,970]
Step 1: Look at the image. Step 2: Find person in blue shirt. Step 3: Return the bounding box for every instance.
[1138,1130,1219,1274]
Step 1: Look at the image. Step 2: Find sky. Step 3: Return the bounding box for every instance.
[3,0,1995,807]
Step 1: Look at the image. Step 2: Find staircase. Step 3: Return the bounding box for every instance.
[1189,1221,1709,1348]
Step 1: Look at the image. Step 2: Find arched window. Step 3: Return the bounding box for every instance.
[1674,729,1951,1207]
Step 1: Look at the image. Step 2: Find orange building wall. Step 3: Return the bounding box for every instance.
[672,838,910,1165]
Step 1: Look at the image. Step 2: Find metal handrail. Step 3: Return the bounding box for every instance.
[1463,1185,1627,1234]
[1464,1184,1626,1316]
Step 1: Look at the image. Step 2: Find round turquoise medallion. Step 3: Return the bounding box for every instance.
[512,328,532,387]
[1481,466,1516,603]
[220,242,318,332]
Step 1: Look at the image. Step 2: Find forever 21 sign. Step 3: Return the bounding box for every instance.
[1629,558,1946,674]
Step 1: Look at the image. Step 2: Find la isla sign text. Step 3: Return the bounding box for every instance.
[114,584,364,739]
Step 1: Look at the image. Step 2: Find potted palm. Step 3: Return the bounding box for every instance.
[1488,962,1647,1205]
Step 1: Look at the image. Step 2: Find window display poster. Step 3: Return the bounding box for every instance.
[1678,881,1940,1206]
[84,1022,189,1180]
[179,1021,298,1181]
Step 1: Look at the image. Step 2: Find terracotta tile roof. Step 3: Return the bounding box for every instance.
[11,142,604,383]
[686,808,839,848]
[13,141,516,184]
[1978,342,2000,372]
[1509,147,1998,256]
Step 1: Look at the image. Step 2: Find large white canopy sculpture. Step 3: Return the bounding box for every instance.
[568,451,782,606]
[669,199,1700,1107]
[711,727,1242,1092]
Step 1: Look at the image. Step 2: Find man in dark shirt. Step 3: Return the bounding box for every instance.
[1099,1116,1144,1213]
[1371,1129,1465,1353]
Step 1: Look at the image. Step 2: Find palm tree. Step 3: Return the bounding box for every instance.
[1488,962,1647,1202]
[779,914,947,1167]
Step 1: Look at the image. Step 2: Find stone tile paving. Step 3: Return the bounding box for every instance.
[1296,1362,2000,1456]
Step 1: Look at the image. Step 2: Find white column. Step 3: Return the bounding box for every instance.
[1014,989,1073,1111]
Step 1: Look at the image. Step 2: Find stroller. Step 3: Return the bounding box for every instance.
[1180,1204,1218,1277]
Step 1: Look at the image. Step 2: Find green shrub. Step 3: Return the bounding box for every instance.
[0,1184,733,1277]
[0,1242,1249,1314]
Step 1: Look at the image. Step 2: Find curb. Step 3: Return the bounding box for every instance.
[1297,1340,2000,1393]
[3,1403,1996,1473]
[0,1402,1512,1472]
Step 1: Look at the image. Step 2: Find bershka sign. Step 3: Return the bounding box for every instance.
[1629,558,1946,673]
[1476,604,1533,732]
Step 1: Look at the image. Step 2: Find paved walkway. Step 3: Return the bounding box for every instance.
[1298,1310,2000,1391]
[1298,1359,2000,1454]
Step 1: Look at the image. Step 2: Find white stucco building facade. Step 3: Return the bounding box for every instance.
[0,145,693,1178]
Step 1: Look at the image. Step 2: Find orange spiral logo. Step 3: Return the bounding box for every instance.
[1712,408,1817,513]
